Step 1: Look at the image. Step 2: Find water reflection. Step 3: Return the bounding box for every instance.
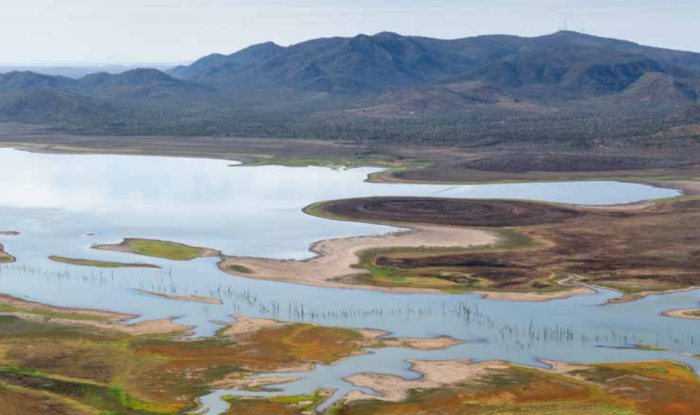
[0,148,693,413]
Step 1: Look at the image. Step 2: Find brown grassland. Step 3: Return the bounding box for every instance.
[226,359,700,415]
[311,195,700,297]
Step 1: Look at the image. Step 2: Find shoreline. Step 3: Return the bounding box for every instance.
[343,359,510,403]
[220,223,496,294]
[0,243,15,263]
[137,289,224,305]
[0,293,135,322]
[222,315,464,352]
[219,224,597,301]
[662,308,700,320]
[0,293,192,335]
[3,140,697,191]
[0,143,692,303]
[340,357,699,407]
[49,255,161,269]
[607,285,700,304]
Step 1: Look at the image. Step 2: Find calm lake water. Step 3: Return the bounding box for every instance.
[0,148,695,413]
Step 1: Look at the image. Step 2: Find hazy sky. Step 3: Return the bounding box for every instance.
[1,0,698,65]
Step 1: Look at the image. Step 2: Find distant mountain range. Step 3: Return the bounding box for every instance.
[1,31,699,147]
[0,64,177,79]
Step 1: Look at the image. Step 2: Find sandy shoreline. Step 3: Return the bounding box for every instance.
[380,335,463,350]
[662,308,700,320]
[222,315,463,351]
[137,289,223,304]
[0,293,133,322]
[219,315,289,337]
[648,179,700,196]
[607,285,700,304]
[479,285,596,301]
[209,315,469,393]
[219,224,594,301]
[0,293,191,335]
[49,255,161,269]
[211,374,300,390]
[220,224,497,293]
[344,359,509,402]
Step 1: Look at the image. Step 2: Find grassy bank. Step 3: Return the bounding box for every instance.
[49,255,160,269]
[93,238,219,261]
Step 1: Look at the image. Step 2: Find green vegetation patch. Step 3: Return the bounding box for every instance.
[634,344,668,352]
[224,390,330,414]
[0,245,15,264]
[0,368,165,415]
[49,256,160,269]
[0,315,235,413]
[243,152,413,171]
[127,239,204,260]
[0,303,111,322]
[225,264,255,274]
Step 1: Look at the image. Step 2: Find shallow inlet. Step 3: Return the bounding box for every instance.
[0,148,694,414]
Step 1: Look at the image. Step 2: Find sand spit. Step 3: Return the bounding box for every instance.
[344,358,597,404]
[220,224,593,301]
[651,179,700,196]
[0,311,190,336]
[211,375,300,390]
[382,336,463,350]
[221,224,497,293]
[344,359,509,402]
[0,243,15,263]
[479,286,596,302]
[222,316,463,355]
[220,315,289,338]
[0,294,191,335]
[662,308,700,320]
[358,329,464,350]
[607,286,700,304]
[138,289,223,305]
[538,359,590,375]
[0,293,133,322]
[49,255,161,269]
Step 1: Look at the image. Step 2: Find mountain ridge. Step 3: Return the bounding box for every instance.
[1,31,699,146]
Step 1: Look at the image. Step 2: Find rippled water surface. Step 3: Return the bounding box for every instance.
[0,148,694,413]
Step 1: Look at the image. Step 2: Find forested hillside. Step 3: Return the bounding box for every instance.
[2,31,699,147]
